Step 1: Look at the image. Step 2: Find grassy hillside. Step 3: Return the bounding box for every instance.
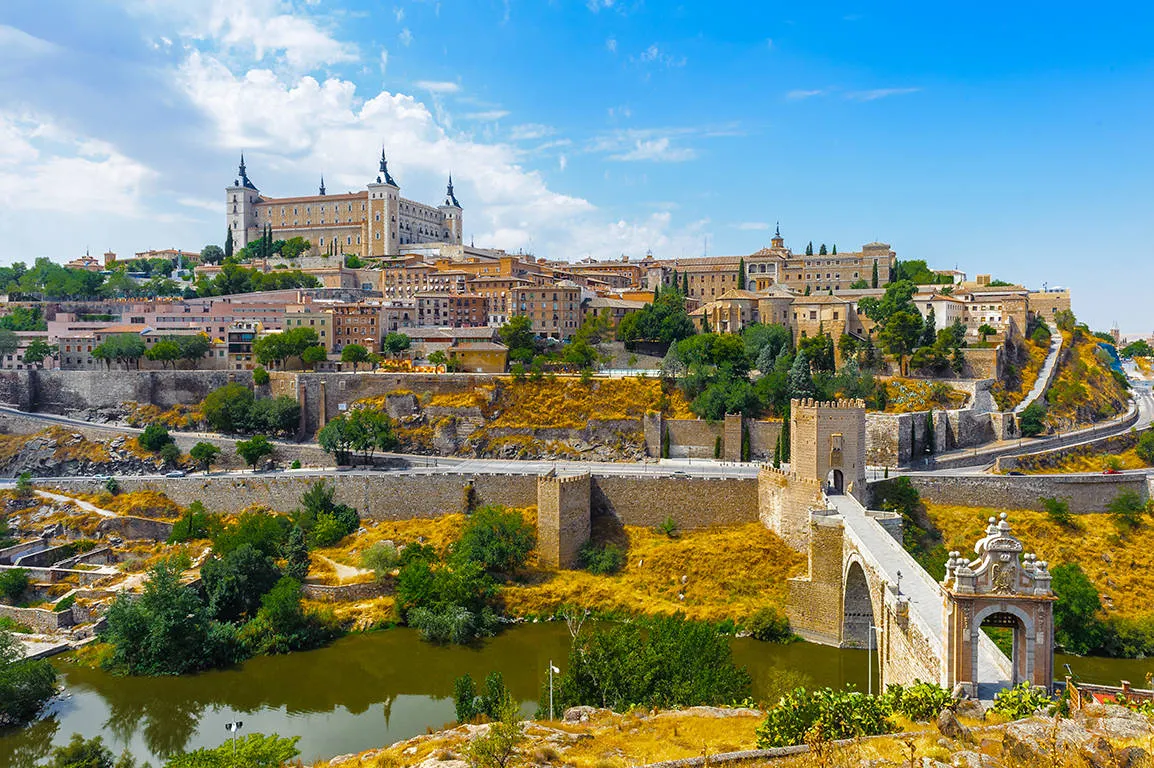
[1044,329,1130,428]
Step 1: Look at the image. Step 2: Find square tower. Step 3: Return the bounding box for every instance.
[789,398,867,501]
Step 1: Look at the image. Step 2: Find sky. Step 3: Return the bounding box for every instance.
[0,1,1151,333]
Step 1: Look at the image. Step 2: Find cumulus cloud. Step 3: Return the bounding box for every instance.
[0,113,155,214]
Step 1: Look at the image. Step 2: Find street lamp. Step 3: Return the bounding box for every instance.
[868,623,884,696]
[548,661,560,721]
[225,721,243,757]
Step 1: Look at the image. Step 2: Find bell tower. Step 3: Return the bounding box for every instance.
[439,174,463,245]
[367,147,400,257]
[226,154,261,248]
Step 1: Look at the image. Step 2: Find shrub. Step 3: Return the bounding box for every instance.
[467,695,525,768]
[578,541,625,575]
[293,480,360,548]
[189,442,221,473]
[53,595,75,613]
[138,423,173,452]
[755,687,896,748]
[883,680,954,722]
[14,472,33,499]
[290,459,301,469]
[212,509,291,558]
[0,568,29,603]
[455,672,479,722]
[1051,562,1107,655]
[547,615,750,712]
[283,526,310,583]
[201,544,283,623]
[158,442,182,467]
[991,682,1052,720]
[168,501,219,543]
[253,365,270,385]
[453,505,535,575]
[202,382,256,433]
[410,605,489,645]
[103,476,120,496]
[1018,402,1046,437]
[0,627,57,726]
[1108,490,1145,532]
[1137,430,1154,466]
[361,541,399,580]
[238,576,335,655]
[164,733,300,768]
[746,606,792,643]
[1040,496,1074,528]
[395,556,498,645]
[656,516,679,538]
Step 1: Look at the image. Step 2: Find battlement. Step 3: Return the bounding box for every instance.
[790,397,866,411]
[540,472,590,487]
[758,465,825,491]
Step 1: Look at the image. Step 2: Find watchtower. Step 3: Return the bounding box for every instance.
[942,514,1055,697]
[789,398,867,502]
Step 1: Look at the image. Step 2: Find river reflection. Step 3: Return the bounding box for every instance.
[7,622,1084,766]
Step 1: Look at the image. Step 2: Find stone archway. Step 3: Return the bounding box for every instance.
[842,559,874,648]
[827,469,844,495]
[942,514,1055,697]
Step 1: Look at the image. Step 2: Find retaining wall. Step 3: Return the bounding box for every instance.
[874,473,1149,514]
[0,604,74,632]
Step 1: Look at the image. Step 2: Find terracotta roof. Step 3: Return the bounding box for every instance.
[449,342,508,352]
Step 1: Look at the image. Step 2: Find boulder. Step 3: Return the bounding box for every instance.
[954,697,985,721]
[936,708,970,741]
[1003,716,1148,768]
[563,706,598,723]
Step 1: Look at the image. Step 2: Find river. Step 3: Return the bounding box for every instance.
[0,625,1147,767]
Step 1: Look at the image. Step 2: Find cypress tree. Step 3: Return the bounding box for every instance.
[819,243,827,255]
[683,272,690,295]
[224,227,234,259]
[787,349,816,400]
[871,261,879,289]
[738,258,746,289]
[671,270,679,294]
[832,244,837,255]
[805,241,814,256]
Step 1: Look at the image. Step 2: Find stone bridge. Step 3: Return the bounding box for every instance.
[765,398,1054,699]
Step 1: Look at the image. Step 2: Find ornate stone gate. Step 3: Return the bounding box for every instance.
[941,513,1055,696]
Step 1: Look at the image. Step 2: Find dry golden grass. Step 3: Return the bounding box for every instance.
[491,377,693,429]
[315,513,470,568]
[74,489,183,520]
[993,336,1050,411]
[123,401,203,429]
[925,503,1154,618]
[878,378,968,414]
[1021,447,1148,474]
[308,596,397,631]
[503,521,806,623]
[428,386,494,408]
[1137,357,1153,377]
[0,431,33,463]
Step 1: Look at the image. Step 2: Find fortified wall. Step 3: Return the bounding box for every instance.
[880,473,1151,514]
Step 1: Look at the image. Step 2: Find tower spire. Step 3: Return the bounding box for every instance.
[377,146,397,186]
[319,176,326,196]
[238,153,256,190]
[444,173,460,207]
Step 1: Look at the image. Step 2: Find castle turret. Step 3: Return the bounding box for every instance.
[438,174,464,245]
[367,147,400,257]
[771,222,785,250]
[226,154,261,249]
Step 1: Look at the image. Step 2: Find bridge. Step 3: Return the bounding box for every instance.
[767,398,1055,699]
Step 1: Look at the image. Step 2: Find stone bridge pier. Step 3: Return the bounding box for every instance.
[761,398,1052,698]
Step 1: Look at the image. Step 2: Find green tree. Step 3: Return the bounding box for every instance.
[737,258,746,289]
[317,415,355,465]
[201,544,283,623]
[383,332,412,358]
[0,626,57,726]
[212,509,291,559]
[499,315,536,362]
[21,339,57,368]
[236,434,274,469]
[787,348,816,400]
[252,365,270,385]
[283,526,311,582]
[467,695,525,768]
[300,344,327,369]
[91,333,147,370]
[344,408,398,464]
[1136,430,1154,465]
[818,243,827,255]
[805,241,813,256]
[177,334,211,365]
[428,350,448,372]
[682,272,690,295]
[224,228,234,259]
[138,423,174,453]
[1040,496,1074,528]
[453,506,536,575]
[1121,340,1154,359]
[144,338,182,369]
[1051,563,1106,655]
[101,556,236,675]
[249,396,301,437]
[200,244,224,265]
[41,733,115,768]
[1018,401,1046,437]
[1108,491,1145,532]
[0,329,17,359]
[878,310,923,375]
[871,261,879,288]
[977,323,996,344]
[202,383,256,433]
[340,343,370,371]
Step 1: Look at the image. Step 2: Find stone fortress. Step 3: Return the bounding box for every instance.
[227,150,464,259]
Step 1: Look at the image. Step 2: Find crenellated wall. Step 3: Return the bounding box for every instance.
[537,473,592,569]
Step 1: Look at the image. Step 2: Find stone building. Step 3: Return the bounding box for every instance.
[415,293,487,328]
[331,304,381,352]
[511,281,582,340]
[789,397,867,499]
[226,152,463,259]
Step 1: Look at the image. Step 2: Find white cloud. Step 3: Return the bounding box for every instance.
[175,52,710,259]
[466,110,510,121]
[379,49,389,76]
[845,87,920,101]
[509,123,553,141]
[394,6,404,22]
[605,37,617,53]
[786,89,825,100]
[0,25,59,59]
[415,80,461,94]
[0,113,155,215]
[126,0,358,70]
[558,154,567,171]
[736,222,770,231]
[610,137,695,163]
[399,27,413,46]
[635,44,686,68]
[586,0,615,11]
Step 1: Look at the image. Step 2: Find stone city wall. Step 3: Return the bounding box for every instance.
[663,419,723,459]
[758,467,825,552]
[874,473,1149,514]
[300,581,391,602]
[591,475,760,528]
[994,428,1148,473]
[0,370,252,414]
[785,516,847,646]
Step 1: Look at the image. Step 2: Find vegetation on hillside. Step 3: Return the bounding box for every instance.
[991,320,1050,412]
[1042,328,1130,429]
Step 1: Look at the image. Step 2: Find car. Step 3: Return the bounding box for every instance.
[1103,468,1122,475]
[670,470,689,478]
[165,470,187,478]
[1007,471,1024,476]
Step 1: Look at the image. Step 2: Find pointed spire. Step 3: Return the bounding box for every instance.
[775,221,780,237]
[444,173,461,208]
[319,176,326,196]
[377,146,397,186]
[238,153,256,190]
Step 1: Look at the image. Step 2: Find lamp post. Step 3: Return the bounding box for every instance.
[548,661,560,721]
[868,623,884,696]
[224,721,243,757]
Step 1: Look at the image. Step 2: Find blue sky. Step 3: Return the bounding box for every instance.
[0,1,1151,332]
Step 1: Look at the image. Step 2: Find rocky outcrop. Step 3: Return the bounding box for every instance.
[0,431,165,478]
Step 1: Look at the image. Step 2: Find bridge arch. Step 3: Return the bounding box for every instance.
[842,555,877,649]
[973,603,1035,687]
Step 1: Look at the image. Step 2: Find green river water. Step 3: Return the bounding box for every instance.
[0,624,1147,766]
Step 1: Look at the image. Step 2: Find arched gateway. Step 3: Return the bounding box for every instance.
[941,514,1055,697]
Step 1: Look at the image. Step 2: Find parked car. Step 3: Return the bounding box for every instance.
[165,470,187,478]
[1103,468,1122,475]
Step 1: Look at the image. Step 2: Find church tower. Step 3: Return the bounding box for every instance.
[770,222,785,250]
[226,154,261,248]
[367,148,401,257]
[439,174,464,245]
